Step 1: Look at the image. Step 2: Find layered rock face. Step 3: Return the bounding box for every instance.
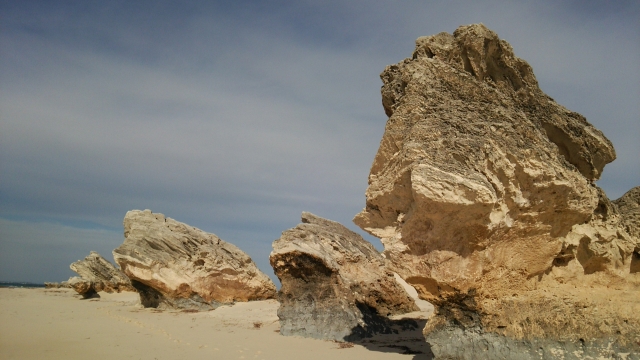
[270,212,419,341]
[113,210,276,310]
[354,24,639,358]
[70,251,134,293]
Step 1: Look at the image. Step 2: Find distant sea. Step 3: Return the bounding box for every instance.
[0,281,46,288]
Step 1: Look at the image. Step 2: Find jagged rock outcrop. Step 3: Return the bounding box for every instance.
[270,212,419,341]
[70,251,134,293]
[113,210,276,310]
[354,23,639,358]
[46,252,134,297]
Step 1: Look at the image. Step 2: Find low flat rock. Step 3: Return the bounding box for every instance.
[70,251,134,293]
[113,210,276,310]
[44,281,70,289]
[270,212,419,341]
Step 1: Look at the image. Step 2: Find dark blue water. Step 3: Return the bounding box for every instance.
[0,281,46,288]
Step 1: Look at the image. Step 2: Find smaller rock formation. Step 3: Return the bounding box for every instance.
[70,251,134,293]
[113,210,276,310]
[67,276,99,299]
[48,251,134,298]
[270,212,419,341]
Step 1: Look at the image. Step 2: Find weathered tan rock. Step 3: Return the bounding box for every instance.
[67,276,99,299]
[113,210,276,310]
[70,251,134,293]
[355,23,640,358]
[270,212,419,341]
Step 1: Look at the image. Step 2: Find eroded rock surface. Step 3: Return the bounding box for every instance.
[70,251,134,293]
[270,212,419,341]
[354,23,639,358]
[113,210,276,310]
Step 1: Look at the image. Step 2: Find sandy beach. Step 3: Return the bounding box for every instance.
[0,288,434,359]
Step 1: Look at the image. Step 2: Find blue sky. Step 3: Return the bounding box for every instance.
[1,0,638,284]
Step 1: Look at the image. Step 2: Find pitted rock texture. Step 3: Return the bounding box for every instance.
[70,251,134,293]
[270,212,419,341]
[113,210,276,310]
[354,23,639,357]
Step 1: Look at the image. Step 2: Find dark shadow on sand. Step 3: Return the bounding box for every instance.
[343,303,434,359]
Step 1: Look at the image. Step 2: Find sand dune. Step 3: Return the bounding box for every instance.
[0,288,433,359]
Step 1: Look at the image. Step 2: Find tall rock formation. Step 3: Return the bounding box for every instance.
[270,212,419,341]
[113,210,276,310]
[354,23,639,358]
[70,251,134,293]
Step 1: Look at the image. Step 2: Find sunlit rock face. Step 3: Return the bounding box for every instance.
[113,210,276,310]
[355,23,639,358]
[270,212,419,341]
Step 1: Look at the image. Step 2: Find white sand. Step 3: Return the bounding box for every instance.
[0,288,433,359]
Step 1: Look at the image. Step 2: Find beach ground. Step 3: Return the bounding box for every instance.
[0,288,433,359]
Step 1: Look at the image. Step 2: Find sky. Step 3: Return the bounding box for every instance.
[1,0,638,284]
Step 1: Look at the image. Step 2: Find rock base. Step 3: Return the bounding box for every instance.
[425,325,639,360]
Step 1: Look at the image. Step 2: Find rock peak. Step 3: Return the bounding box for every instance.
[413,23,537,93]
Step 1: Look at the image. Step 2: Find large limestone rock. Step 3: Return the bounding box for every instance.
[354,23,639,358]
[70,251,134,293]
[270,212,419,341]
[113,210,276,310]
